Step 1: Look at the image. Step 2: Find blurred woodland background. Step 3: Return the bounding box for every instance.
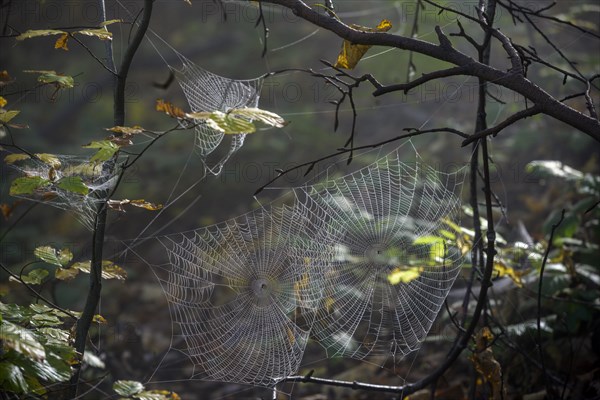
[1,0,599,399]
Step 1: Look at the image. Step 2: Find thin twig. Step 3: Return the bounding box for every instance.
[537,208,565,396]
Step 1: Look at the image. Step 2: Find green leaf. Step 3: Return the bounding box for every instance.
[20,269,49,285]
[4,153,30,164]
[0,320,46,360]
[16,29,66,41]
[9,176,50,195]
[34,246,62,267]
[56,176,89,195]
[113,380,145,396]
[413,235,445,245]
[228,107,288,128]
[0,362,28,394]
[0,110,20,123]
[24,70,74,89]
[83,352,105,369]
[72,260,127,280]
[83,140,120,162]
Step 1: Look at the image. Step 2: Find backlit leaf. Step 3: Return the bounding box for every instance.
[106,125,144,136]
[227,107,288,128]
[387,266,423,284]
[0,110,20,123]
[34,153,61,168]
[24,70,74,89]
[4,154,31,164]
[72,261,127,280]
[55,267,80,281]
[34,246,62,267]
[334,19,392,69]
[16,29,66,41]
[113,380,145,396]
[83,140,120,162]
[100,19,123,27]
[54,33,69,51]
[75,28,112,41]
[56,176,89,195]
[20,269,49,285]
[0,362,28,393]
[129,199,163,211]
[10,176,50,195]
[0,96,6,107]
[0,320,46,360]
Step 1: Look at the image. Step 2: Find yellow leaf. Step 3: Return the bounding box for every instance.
[16,29,66,41]
[35,153,62,169]
[0,110,19,123]
[0,96,7,108]
[106,126,144,136]
[387,266,422,285]
[93,314,107,324]
[493,260,527,287]
[55,267,80,281]
[100,19,123,27]
[129,199,163,211]
[334,19,392,69]
[286,327,296,345]
[54,33,69,51]
[75,28,112,41]
[4,153,31,164]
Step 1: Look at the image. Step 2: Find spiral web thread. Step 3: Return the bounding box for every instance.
[172,53,264,175]
[296,149,467,361]
[8,155,119,230]
[156,204,330,388]
[148,144,468,388]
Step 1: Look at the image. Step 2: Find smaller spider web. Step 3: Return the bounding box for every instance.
[170,52,264,175]
[7,155,120,230]
[151,204,331,388]
[294,143,468,362]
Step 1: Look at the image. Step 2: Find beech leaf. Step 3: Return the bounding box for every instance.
[83,140,120,162]
[56,176,90,195]
[16,29,66,41]
[10,176,50,195]
[334,19,392,69]
[54,33,69,51]
[4,154,31,164]
[156,99,186,119]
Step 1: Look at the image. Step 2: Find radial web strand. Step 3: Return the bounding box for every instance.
[295,148,467,361]
[172,53,264,175]
[7,155,119,230]
[155,205,330,387]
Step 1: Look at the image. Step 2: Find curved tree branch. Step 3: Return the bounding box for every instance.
[262,0,600,141]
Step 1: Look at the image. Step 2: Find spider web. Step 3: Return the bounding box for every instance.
[123,142,468,390]
[152,204,330,388]
[170,53,264,176]
[296,146,467,361]
[8,155,119,230]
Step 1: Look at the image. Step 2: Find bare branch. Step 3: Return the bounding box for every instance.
[262,0,600,141]
[462,105,543,145]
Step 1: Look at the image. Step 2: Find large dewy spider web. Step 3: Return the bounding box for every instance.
[296,147,467,361]
[155,205,330,387]
[140,143,468,388]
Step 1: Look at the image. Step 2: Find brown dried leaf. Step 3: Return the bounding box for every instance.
[156,99,185,119]
[55,33,69,51]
